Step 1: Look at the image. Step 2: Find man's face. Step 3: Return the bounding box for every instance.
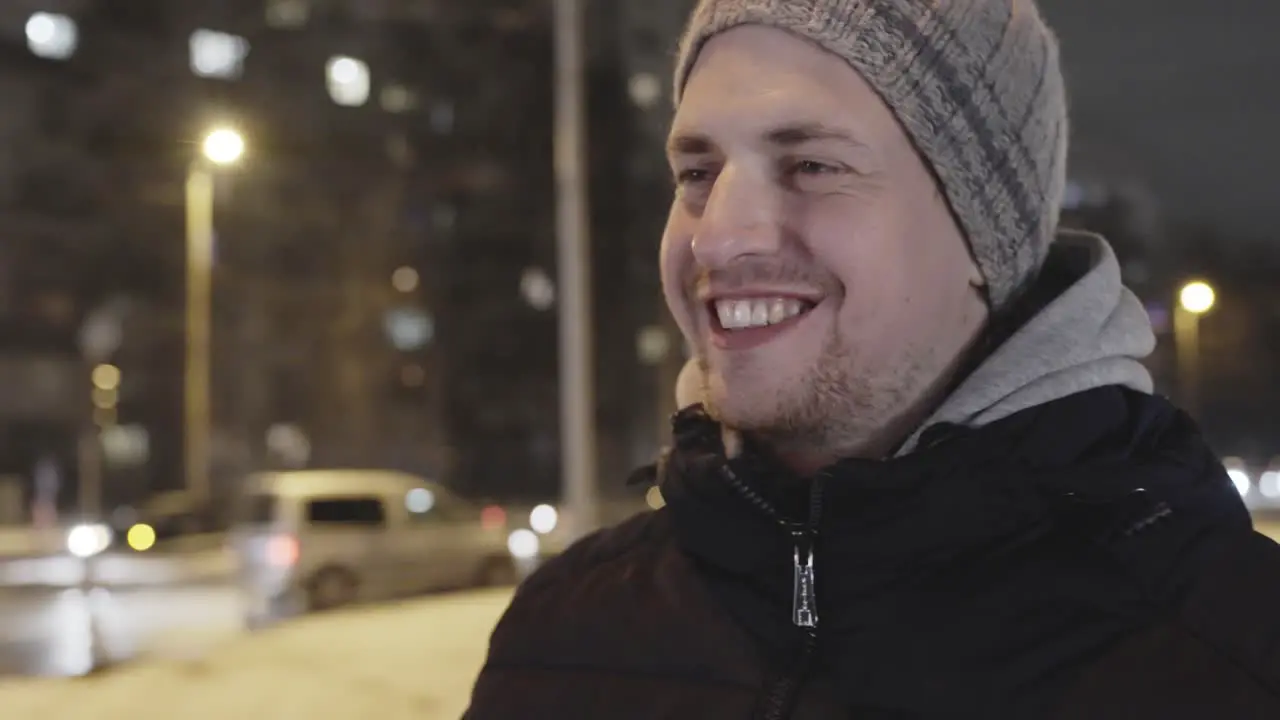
[661,25,988,464]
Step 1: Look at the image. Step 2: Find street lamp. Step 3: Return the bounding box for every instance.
[185,127,245,513]
[202,129,245,165]
[552,0,598,539]
[1174,279,1215,420]
[1179,281,1215,315]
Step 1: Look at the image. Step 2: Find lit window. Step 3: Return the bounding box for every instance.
[265,424,311,467]
[520,268,555,310]
[266,0,309,28]
[100,425,150,467]
[636,326,671,365]
[391,266,419,293]
[628,72,661,109]
[380,84,416,113]
[386,133,414,168]
[190,29,249,79]
[26,12,77,60]
[326,56,370,107]
[383,308,434,351]
[429,101,454,134]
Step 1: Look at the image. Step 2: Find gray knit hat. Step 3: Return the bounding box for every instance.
[674,0,1069,310]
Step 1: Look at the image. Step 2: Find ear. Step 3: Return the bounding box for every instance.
[968,257,986,290]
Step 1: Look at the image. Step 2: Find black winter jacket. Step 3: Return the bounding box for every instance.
[466,387,1280,719]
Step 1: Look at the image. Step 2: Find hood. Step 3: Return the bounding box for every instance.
[899,230,1156,454]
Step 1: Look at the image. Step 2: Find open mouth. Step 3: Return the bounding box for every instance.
[709,297,818,332]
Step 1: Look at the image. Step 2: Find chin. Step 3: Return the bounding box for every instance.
[706,379,785,431]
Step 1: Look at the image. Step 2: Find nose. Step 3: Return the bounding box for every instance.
[691,163,782,269]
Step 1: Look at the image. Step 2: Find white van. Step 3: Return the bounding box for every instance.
[230,469,516,626]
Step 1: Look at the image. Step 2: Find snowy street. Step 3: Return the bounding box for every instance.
[0,588,510,719]
[0,584,242,676]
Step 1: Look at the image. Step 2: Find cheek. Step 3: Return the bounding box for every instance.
[660,212,700,339]
[809,201,938,340]
[856,196,982,347]
[804,201,905,317]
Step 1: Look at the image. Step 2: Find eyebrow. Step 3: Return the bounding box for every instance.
[766,122,866,149]
[667,122,868,156]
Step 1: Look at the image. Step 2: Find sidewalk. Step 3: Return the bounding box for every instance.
[0,589,511,719]
[0,551,235,590]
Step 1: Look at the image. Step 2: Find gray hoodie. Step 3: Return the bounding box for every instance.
[897,230,1156,454]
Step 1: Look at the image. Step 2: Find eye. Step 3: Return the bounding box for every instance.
[790,160,841,176]
[782,158,850,192]
[675,168,713,185]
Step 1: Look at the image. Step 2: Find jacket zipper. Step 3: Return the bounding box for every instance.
[719,464,826,720]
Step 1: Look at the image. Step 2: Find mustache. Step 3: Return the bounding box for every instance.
[685,260,831,297]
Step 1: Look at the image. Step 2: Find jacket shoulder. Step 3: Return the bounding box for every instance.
[1179,528,1280,692]
[1058,529,1280,718]
[477,509,679,670]
[464,509,765,719]
[484,508,756,671]
[518,508,670,596]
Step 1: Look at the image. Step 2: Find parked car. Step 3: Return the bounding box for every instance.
[230,469,516,627]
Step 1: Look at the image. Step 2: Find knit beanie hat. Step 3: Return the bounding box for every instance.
[673,0,1069,311]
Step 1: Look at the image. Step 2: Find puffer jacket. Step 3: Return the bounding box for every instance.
[465,387,1280,719]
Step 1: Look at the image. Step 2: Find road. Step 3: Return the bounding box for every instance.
[0,584,242,677]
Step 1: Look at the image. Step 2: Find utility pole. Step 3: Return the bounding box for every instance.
[184,166,214,512]
[553,0,599,539]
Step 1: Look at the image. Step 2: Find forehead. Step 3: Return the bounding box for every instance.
[671,25,882,144]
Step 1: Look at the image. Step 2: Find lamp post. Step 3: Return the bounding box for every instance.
[185,127,244,512]
[1174,280,1215,420]
[552,0,598,539]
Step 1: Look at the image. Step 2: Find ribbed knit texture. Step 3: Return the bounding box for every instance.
[674,0,1069,310]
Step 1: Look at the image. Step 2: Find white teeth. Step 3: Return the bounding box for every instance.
[767,299,787,324]
[714,297,810,330]
[716,302,733,329]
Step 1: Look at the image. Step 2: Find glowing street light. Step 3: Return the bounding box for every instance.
[186,127,247,510]
[202,128,245,165]
[91,363,121,391]
[1179,281,1215,315]
[326,55,370,106]
[1174,279,1215,420]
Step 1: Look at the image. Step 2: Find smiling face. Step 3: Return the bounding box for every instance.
[660,25,989,469]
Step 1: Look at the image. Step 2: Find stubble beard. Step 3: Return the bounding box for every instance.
[699,329,897,464]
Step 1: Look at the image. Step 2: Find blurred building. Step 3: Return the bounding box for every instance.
[0,0,684,514]
[0,0,461,515]
[2,0,1272,520]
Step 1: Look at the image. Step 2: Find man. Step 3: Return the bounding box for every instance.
[466,0,1280,717]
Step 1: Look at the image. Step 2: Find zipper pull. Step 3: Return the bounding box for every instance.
[792,541,818,628]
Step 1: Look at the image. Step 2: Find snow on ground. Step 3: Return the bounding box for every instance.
[0,589,513,720]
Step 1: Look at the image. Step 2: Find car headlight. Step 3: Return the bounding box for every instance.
[67,523,112,558]
[507,529,540,560]
[529,504,558,534]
